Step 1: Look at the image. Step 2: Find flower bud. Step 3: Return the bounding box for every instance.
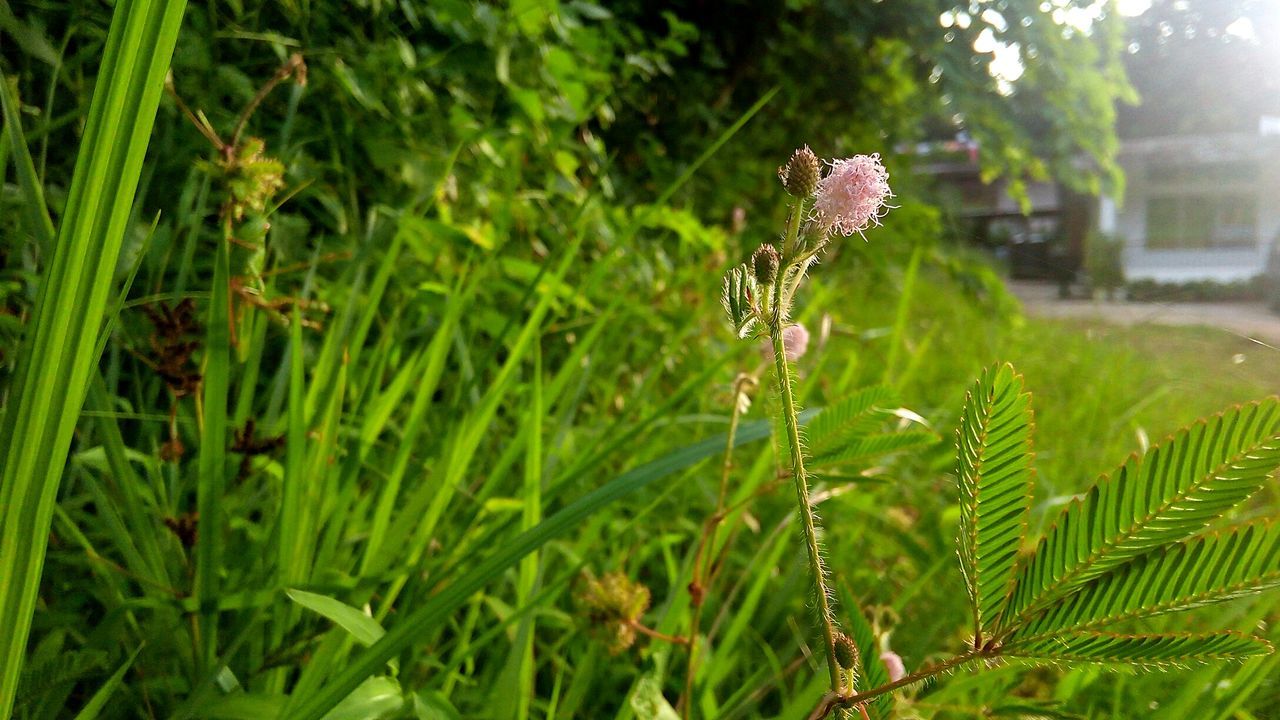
[880,650,906,682]
[721,264,760,339]
[782,323,810,361]
[778,145,821,197]
[752,244,780,285]
[834,632,859,670]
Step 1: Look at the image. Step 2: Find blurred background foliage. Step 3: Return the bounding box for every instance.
[2,0,1277,718]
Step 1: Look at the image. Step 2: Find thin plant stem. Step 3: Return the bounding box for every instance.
[682,374,754,718]
[629,620,690,645]
[230,53,305,149]
[807,648,990,720]
[771,197,842,694]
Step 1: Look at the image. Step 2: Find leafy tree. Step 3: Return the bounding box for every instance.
[1121,0,1280,136]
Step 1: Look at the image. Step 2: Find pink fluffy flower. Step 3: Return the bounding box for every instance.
[812,154,892,237]
[761,324,810,362]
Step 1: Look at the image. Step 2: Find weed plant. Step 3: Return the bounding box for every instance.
[0,3,1277,719]
[716,147,1280,719]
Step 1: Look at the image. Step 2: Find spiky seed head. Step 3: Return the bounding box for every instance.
[779,145,821,197]
[834,632,859,670]
[752,244,780,285]
[575,572,652,655]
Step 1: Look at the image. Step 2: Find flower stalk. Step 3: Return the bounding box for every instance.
[768,232,843,692]
[721,145,893,700]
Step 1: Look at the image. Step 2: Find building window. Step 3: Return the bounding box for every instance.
[1145,195,1257,249]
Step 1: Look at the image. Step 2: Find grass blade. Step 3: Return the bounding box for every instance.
[196,235,231,668]
[0,0,187,713]
[284,419,776,719]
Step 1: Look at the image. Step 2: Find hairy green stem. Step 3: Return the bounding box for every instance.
[771,197,842,693]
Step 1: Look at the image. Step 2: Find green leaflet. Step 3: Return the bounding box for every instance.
[956,364,1035,643]
[1002,631,1273,667]
[815,431,937,467]
[806,385,896,455]
[1014,520,1280,638]
[844,601,893,720]
[1002,399,1280,629]
[806,385,936,468]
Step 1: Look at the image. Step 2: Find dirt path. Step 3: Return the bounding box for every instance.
[1008,281,1280,347]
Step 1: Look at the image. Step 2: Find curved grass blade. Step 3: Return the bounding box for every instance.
[1002,631,1272,668]
[1014,520,1280,638]
[71,647,141,720]
[282,420,775,720]
[956,363,1035,645]
[1003,399,1280,631]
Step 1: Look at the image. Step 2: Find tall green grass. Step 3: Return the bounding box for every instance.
[0,0,187,714]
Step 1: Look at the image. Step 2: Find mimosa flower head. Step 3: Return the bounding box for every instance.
[813,153,892,237]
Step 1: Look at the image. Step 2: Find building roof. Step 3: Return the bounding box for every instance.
[1118,132,1280,162]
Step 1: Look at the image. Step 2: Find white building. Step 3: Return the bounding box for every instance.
[1102,126,1280,283]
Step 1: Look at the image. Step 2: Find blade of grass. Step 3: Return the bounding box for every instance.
[496,340,543,720]
[0,73,55,255]
[196,234,232,669]
[71,647,142,720]
[283,417,777,719]
[0,0,187,714]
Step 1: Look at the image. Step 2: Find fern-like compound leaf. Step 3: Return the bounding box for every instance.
[806,385,897,456]
[1013,520,1280,638]
[1001,631,1272,667]
[1002,399,1280,630]
[814,431,937,467]
[807,385,936,468]
[956,363,1035,645]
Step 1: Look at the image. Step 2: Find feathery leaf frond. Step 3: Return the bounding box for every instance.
[814,431,937,467]
[956,363,1036,644]
[1014,520,1280,637]
[1001,631,1272,667]
[808,386,936,468]
[1003,399,1280,630]
[807,385,896,455]
[845,602,893,720]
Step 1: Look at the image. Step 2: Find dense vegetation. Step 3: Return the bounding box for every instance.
[1,1,1277,719]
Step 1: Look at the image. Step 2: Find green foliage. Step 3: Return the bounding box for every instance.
[843,601,893,720]
[1004,399,1280,627]
[2,0,1274,718]
[0,0,187,714]
[1001,631,1272,667]
[955,364,1035,643]
[1015,520,1280,637]
[1084,232,1125,293]
[933,366,1280,693]
[806,385,937,468]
